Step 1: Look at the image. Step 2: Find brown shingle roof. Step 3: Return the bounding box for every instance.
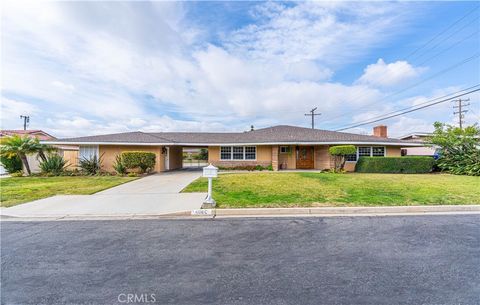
[46,125,417,146]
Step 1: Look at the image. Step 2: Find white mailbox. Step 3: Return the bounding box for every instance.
[202,164,218,208]
[203,164,218,178]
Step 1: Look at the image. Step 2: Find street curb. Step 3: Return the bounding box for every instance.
[212,205,480,216]
[2,205,479,221]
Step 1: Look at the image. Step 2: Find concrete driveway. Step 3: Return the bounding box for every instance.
[1,170,205,218]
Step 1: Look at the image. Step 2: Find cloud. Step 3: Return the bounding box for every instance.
[357,59,425,87]
[225,2,411,67]
[1,1,440,139]
[0,98,39,129]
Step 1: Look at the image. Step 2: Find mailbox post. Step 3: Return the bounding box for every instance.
[202,164,218,208]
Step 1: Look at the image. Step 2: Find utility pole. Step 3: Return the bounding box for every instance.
[20,115,30,130]
[453,98,470,129]
[305,107,321,129]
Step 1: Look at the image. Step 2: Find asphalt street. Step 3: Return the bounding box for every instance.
[1,215,479,305]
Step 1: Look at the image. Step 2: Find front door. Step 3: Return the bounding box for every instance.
[296,146,314,169]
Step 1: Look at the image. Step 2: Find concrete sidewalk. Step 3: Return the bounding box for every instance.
[1,170,206,218]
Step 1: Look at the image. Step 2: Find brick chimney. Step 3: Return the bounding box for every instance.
[373,125,387,138]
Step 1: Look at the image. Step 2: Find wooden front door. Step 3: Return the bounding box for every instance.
[296,146,314,169]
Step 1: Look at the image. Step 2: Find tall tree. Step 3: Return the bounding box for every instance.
[428,122,480,176]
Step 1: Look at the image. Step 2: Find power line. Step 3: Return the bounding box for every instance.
[304,107,321,129]
[404,4,479,60]
[333,84,480,128]
[334,88,480,131]
[321,52,480,125]
[319,7,480,125]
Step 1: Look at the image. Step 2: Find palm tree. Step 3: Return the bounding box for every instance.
[30,138,56,162]
[0,135,40,175]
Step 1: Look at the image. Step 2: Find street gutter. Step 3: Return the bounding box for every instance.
[1,205,479,221]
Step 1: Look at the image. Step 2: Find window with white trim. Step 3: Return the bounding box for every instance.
[245,146,256,160]
[345,146,386,162]
[79,145,99,160]
[220,146,256,160]
[233,146,244,160]
[220,146,232,160]
[345,153,357,162]
[358,147,371,157]
[280,146,290,154]
[372,147,386,157]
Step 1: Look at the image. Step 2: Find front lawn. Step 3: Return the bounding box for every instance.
[0,176,138,207]
[182,172,480,208]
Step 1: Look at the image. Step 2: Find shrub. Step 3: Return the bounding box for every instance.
[429,122,480,176]
[127,172,138,177]
[329,145,356,172]
[355,157,435,174]
[0,155,22,173]
[79,154,103,175]
[39,154,68,175]
[112,155,127,175]
[121,151,156,173]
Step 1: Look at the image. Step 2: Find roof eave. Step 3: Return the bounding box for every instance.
[42,140,423,147]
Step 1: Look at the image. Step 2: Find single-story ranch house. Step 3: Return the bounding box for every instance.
[44,125,421,172]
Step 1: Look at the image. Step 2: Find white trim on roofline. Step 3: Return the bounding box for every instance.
[42,140,423,147]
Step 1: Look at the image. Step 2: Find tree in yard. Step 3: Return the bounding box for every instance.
[428,122,480,176]
[30,138,56,163]
[329,145,356,172]
[0,135,39,175]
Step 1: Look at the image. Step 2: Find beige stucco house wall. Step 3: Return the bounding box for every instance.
[207,144,403,172]
[167,146,183,171]
[99,145,165,173]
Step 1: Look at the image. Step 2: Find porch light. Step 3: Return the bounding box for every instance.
[202,164,218,208]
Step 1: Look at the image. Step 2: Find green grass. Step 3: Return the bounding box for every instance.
[182,172,480,208]
[0,176,138,207]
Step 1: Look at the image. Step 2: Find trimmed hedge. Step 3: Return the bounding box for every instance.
[355,157,435,174]
[121,151,156,173]
[329,145,356,156]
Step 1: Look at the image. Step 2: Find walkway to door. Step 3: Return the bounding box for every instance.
[1,169,205,218]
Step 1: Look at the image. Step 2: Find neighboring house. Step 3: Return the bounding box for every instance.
[0,130,79,174]
[43,125,421,172]
[398,132,436,156]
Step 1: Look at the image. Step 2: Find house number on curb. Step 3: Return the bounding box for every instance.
[191,209,213,216]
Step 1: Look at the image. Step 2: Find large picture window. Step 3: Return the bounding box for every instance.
[358,147,371,157]
[245,146,256,160]
[345,146,386,162]
[345,154,357,162]
[220,146,256,160]
[220,146,232,160]
[372,147,385,157]
[233,147,244,160]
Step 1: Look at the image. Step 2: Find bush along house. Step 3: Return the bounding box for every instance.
[43,125,422,173]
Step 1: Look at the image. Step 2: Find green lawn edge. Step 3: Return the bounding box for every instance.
[182,172,480,208]
[0,176,139,207]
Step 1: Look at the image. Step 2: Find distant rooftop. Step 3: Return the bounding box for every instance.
[0,130,56,141]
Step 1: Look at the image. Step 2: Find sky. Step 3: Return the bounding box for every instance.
[1,1,479,138]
